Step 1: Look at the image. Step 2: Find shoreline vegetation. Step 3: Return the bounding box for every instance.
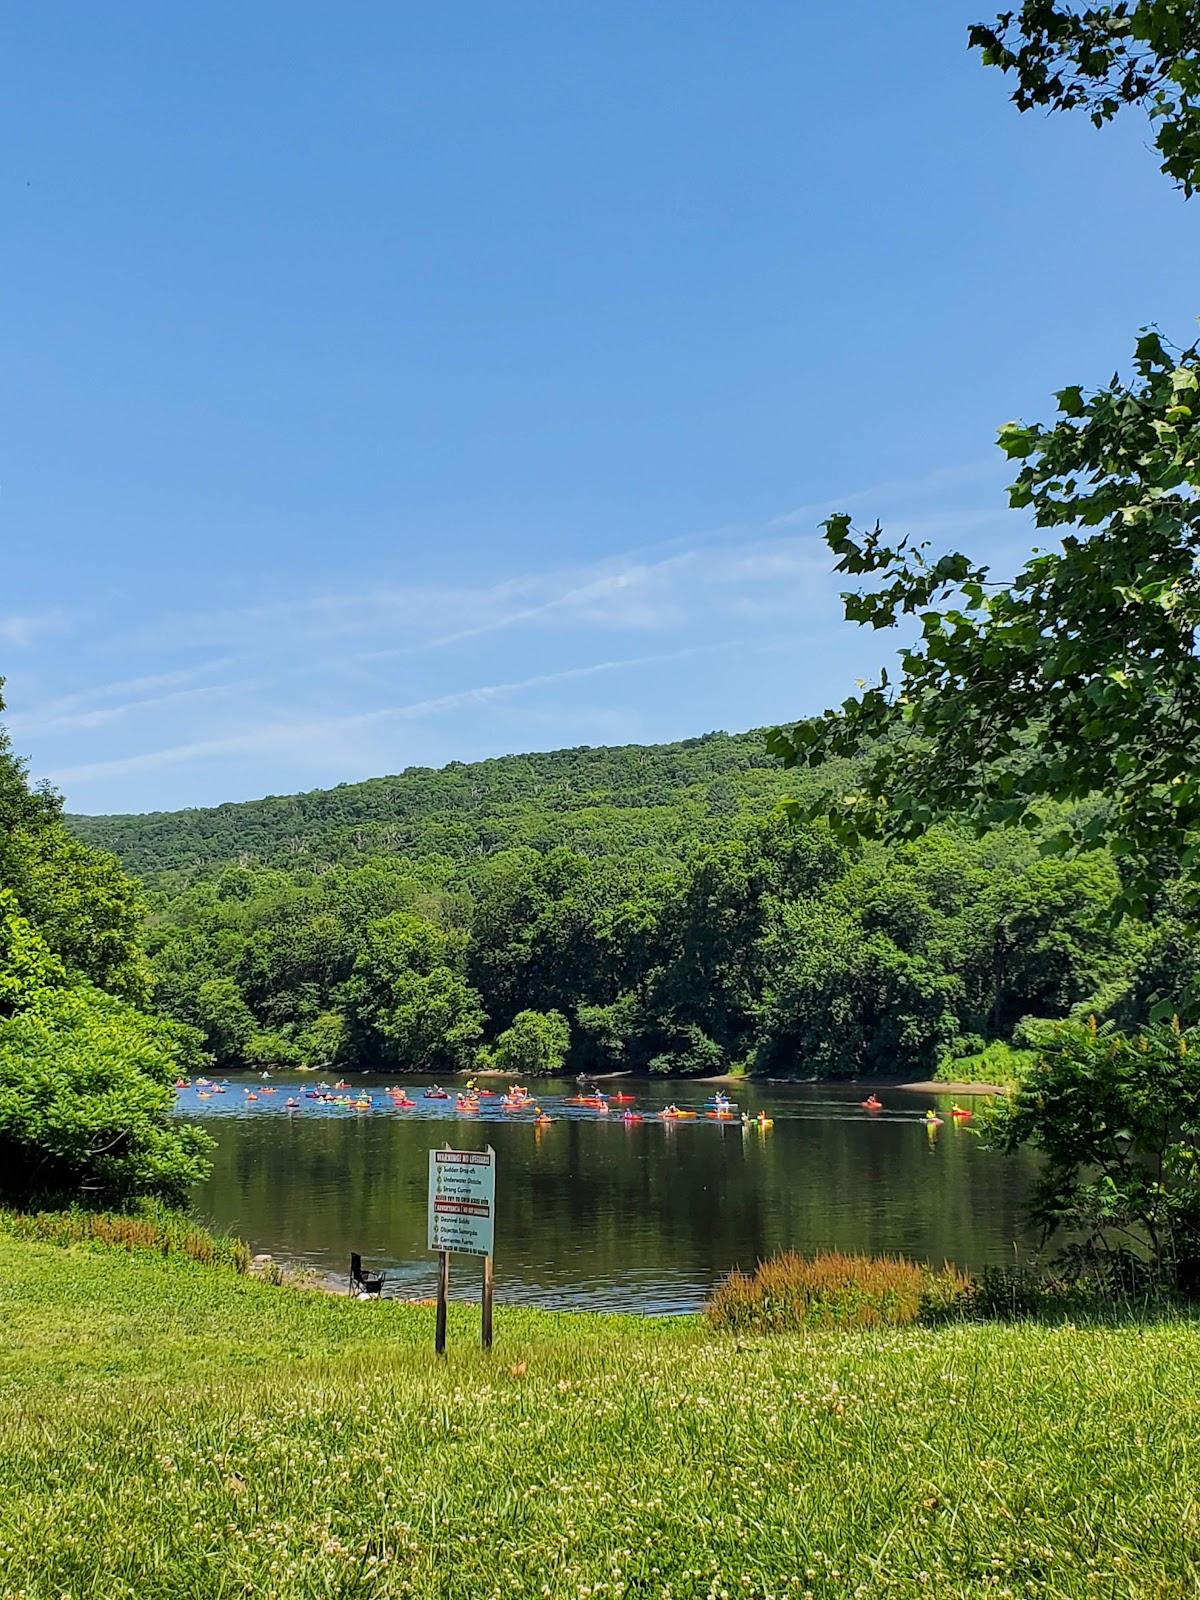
[247,1064,1012,1094]
[4,1223,1198,1597]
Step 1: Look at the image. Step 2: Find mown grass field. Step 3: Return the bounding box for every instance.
[3,1240,1200,1599]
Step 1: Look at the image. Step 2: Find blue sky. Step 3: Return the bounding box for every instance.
[2,2,1196,815]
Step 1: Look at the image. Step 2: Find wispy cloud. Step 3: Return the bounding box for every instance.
[10,679,248,737]
[28,453,1022,809]
[5,654,255,740]
[114,455,1008,667]
[0,608,70,648]
[43,644,720,788]
[765,457,1005,531]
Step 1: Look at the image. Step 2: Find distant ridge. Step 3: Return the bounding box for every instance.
[66,727,819,881]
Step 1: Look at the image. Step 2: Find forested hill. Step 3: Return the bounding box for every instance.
[53,714,1199,1082]
[67,729,819,880]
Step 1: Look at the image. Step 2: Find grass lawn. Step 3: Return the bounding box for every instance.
[3,1239,1200,1599]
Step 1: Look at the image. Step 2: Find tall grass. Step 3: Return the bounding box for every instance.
[707,1250,972,1332]
[0,1202,249,1271]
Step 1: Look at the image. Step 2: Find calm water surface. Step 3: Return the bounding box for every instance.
[181,1075,1036,1313]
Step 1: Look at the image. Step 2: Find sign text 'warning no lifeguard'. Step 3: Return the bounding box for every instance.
[427,1147,496,1257]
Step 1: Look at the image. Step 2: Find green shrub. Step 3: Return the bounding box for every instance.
[936,1038,1032,1087]
[244,1028,302,1068]
[649,1024,725,1077]
[0,1203,248,1272]
[0,981,213,1208]
[479,1009,571,1077]
[962,1254,1180,1321]
[706,1250,972,1333]
[985,1018,1200,1295]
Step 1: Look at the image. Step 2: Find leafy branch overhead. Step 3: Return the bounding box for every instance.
[970,2,1200,193]
[767,330,1200,917]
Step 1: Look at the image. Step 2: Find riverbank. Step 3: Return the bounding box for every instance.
[898,1078,1008,1095]
[4,1237,1200,1597]
[694,1073,1009,1094]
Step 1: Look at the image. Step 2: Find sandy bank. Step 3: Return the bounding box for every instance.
[897,1079,1008,1096]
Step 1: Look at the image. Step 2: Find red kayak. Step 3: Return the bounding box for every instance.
[610,1093,635,1104]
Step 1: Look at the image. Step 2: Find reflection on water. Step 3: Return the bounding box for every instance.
[182,1075,1036,1314]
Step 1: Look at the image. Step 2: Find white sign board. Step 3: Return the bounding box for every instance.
[428,1146,496,1257]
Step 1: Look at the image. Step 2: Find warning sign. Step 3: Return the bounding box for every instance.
[428,1146,496,1257]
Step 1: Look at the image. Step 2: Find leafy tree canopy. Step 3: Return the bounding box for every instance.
[479,1009,571,1079]
[770,328,1200,919]
[0,681,211,1207]
[970,2,1200,195]
[771,0,1200,927]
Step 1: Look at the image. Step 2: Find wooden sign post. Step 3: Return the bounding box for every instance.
[482,1252,494,1351]
[435,1248,449,1356]
[428,1145,496,1355]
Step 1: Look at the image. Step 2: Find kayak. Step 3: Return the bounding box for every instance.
[423,1090,449,1100]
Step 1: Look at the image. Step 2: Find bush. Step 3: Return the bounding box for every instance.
[244,1029,302,1068]
[984,1017,1200,1295]
[706,1251,972,1334]
[649,1024,725,1077]
[962,1252,1180,1321]
[936,1038,1032,1087]
[479,1009,571,1077]
[0,982,214,1208]
[0,1203,249,1271]
[297,1010,346,1067]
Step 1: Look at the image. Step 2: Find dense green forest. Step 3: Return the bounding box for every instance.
[63,728,1200,1081]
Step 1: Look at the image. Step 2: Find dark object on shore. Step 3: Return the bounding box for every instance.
[349,1252,385,1299]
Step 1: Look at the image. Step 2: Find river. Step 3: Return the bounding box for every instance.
[179,1074,1035,1313]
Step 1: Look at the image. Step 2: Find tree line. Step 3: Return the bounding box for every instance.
[140,802,1196,1080]
[68,729,815,878]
